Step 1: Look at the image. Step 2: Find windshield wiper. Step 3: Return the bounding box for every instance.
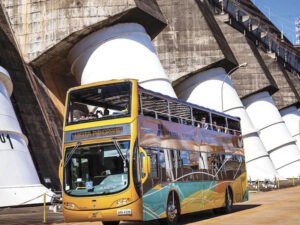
[112,139,127,170]
[64,141,81,167]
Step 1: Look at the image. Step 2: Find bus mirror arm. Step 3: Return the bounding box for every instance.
[58,160,63,185]
[64,141,81,167]
[112,139,127,163]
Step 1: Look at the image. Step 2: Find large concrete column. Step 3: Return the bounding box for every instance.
[175,67,278,180]
[68,23,176,98]
[0,66,52,207]
[280,106,300,150]
[243,92,300,178]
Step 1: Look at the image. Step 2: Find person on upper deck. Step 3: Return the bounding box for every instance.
[200,117,208,129]
[212,121,221,132]
[96,106,110,118]
[212,121,218,131]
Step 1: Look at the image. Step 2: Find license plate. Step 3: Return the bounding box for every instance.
[117,209,132,216]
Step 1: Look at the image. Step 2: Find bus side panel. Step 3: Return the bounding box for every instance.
[142,171,247,222]
[142,184,170,221]
[232,171,248,203]
[174,174,247,214]
[142,180,220,221]
[173,181,219,214]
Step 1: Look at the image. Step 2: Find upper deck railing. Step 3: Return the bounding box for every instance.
[138,87,242,136]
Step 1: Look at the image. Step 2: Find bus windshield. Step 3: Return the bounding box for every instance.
[64,141,130,196]
[67,82,131,125]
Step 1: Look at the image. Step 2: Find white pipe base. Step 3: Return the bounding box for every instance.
[68,23,176,98]
[243,91,300,178]
[0,185,53,207]
[280,106,300,151]
[0,66,52,207]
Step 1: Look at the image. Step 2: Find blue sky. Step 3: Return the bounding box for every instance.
[252,0,300,44]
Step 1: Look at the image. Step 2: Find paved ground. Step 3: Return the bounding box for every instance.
[1,186,300,225]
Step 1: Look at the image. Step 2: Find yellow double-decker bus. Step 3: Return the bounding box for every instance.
[59,79,248,225]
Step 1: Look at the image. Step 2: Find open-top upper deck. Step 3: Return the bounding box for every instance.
[64,79,241,135]
[138,86,241,135]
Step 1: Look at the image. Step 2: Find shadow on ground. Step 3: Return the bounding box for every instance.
[121,204,261,225]
[0,204,260,225]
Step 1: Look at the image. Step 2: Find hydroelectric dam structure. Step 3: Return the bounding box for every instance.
[0,0,300,207]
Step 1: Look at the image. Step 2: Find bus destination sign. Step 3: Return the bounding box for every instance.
[71,127,123,140]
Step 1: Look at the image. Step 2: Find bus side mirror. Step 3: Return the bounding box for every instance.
[140,148,151,184]
[58,160,63,185]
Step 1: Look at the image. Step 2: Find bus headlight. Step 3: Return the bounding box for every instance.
[64,202,79,210]
[111,198,131,207]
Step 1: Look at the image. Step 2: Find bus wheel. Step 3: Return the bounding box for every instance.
[213,188,233,215]
[161,192,180,225]
[102,221,119,225]
[222,188,233,214]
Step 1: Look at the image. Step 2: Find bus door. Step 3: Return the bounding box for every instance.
[140,148,170,221]
[140,148,170,191]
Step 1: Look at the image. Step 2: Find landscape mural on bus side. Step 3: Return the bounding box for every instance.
[138,116,248,221]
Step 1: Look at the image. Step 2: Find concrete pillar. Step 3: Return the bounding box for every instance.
[68,23,176,98]
[0,66,52,207]
[175,67,278,180]
[243,92,300,178]
[280,106,300,150]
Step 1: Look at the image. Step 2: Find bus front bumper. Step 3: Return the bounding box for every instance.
[63,199,143,222]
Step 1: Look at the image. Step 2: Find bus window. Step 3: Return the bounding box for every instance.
[189,151,200,180]
[67,82,131,125]
[199,151,211,180]
[170,102,192,125]
[172,150,183,180]
[150,152,159,179]
[216,154,226,181]
[227,118,241,135]
[139,93,169,121]
[192,108,210,128]
[199,151,208,170]
[171,116,180,123]
[159,150,167,182]
[211,114,227,132]
[207,153,222,179]
[224,154,241,179]
[240,156,246,173]
[64,141,130,196]
[179,151,200,181]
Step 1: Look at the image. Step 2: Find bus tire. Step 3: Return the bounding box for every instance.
[220,187,233,214]
[160,192,180,225]
[102,221,120,225]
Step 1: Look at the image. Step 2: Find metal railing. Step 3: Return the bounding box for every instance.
[140,107,242,136]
